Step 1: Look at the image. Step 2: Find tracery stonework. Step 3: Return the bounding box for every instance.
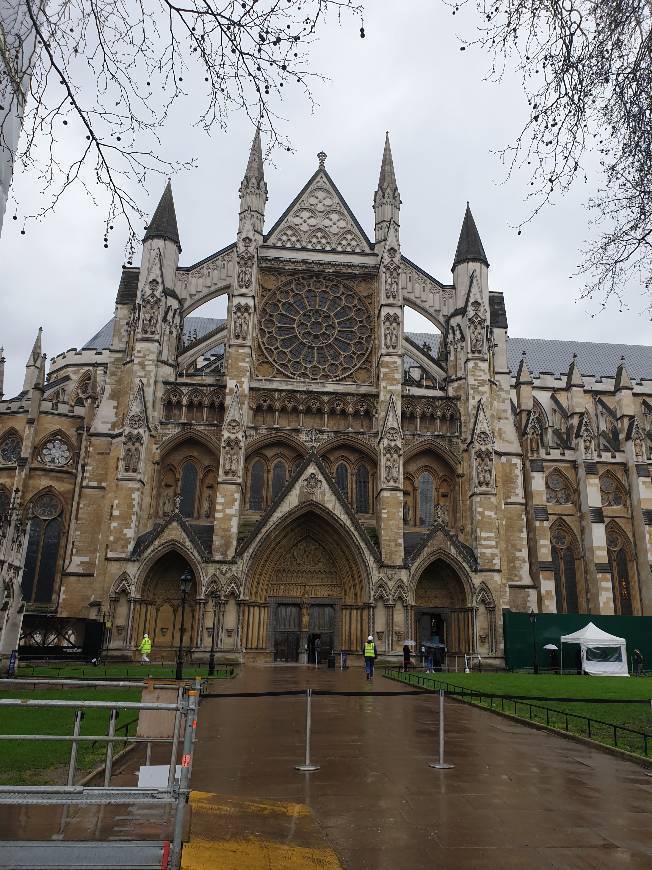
[257,274,372,381]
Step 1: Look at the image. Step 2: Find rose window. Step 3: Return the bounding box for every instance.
[39,437,72,466]
[258,276,372,381]
[545,472,572,505]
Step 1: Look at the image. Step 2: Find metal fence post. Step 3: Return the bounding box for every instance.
[103,708,118,787]
[168,686,184,790]
[170,686,199,870]
[296,689,320,772]
[67,709,83,787]
[429,690,454,770]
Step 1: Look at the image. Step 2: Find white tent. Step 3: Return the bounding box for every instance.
[560,622,629,676]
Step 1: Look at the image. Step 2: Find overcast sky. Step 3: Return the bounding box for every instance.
[0,1,649,398]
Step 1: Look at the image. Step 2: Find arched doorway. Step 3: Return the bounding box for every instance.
[413,558,472,663]
[135,551,198,658]
[245,510,369,662]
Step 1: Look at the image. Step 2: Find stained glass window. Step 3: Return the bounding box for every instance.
[418,472,434,527]
[21,494,63,605]
[258,275,372,381]
[607,529,634,615]
[179,462,198,518]
[550,527,580,614]
[0,434,21,464]
[271,461,287,501]
[335,463,349,501]
[249,459,265,511]
[356,465,369,513]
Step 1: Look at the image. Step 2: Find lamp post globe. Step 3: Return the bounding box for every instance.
[175,569,193,681]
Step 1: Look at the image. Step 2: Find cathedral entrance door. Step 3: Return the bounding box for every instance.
[307,604,335,664]
[273,604,301,662]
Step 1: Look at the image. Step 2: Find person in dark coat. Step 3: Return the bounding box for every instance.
[403,643,411,673]
[633,649,644,676]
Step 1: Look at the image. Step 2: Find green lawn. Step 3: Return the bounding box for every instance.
[386,669,652,758]
[0,687,142,785]
[16,662,235,680]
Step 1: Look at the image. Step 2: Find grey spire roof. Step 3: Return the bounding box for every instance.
[243,127,264,183]
[144,181,181,250]
[378,132,398,192]
[452,203,488,270]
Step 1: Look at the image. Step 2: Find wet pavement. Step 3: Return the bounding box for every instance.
[192,665,652,869]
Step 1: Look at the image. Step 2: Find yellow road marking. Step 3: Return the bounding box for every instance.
[182,836,342,869]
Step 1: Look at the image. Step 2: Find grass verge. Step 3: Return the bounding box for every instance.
[0,686,141,785]
[15,662,236,680]
[386,669,652,758]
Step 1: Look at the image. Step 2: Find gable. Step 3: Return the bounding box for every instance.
[265,169,372,254]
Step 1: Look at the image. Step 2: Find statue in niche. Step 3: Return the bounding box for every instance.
[403,500,411,522]
[475,449,493,488]
[203,488,214,518]
[383,313,400,351]
[633,433,644,461]
[174,494,182,512]
[162,488,173,517]
[384,260,400,301]
[237,237,254,289]
[384,444,400,484]
[469,302,486,354]
[141,292,160,336]
[223,438,241,477]
[582,432,594,459]
[233,303,251,341]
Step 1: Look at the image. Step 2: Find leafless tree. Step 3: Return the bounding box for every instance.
[0,0,364,252]
[453,1,652,315]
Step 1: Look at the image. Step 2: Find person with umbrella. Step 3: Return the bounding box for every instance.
[403,641,412,673]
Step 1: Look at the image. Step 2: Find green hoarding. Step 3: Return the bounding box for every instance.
[503,610,652,672]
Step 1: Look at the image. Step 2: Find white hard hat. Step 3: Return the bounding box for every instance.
[368,635,373,641]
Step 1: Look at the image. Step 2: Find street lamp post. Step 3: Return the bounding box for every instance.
[208,592,218,677]
[529,609,539,675]
[175,569,193,681]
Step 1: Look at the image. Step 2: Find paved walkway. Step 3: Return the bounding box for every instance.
[189,665,652,869]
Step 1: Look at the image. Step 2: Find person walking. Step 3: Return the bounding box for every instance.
[363,634,377,680]
[633,648,644,676]
[403,642,411,673]
[139,633,152,664]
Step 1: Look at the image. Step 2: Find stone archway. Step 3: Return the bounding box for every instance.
[413,558,473,659]
[244,509,370,662]
[134,551,198,659]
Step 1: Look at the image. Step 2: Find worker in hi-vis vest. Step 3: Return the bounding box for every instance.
[363,635,378,680]
[139,633,152,663]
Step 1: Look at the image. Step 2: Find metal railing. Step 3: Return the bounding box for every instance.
[0,678,201,869]
[384,668,652,758]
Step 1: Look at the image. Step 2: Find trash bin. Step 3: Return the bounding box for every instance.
[327,653,336,669]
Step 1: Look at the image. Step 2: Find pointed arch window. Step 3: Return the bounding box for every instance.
[271,460,287,501]
[179,462,199,518]
[550,526,580,613]
[546,471,573,505]
[0,486,10,514]
[600,473,627,508]
[355,465,370,514]
[22,493,63,605]
[607,528,635,615]
[249,459,265,511]
[335,463,349,501]
[0,432,22,464]
[418,472,435,527]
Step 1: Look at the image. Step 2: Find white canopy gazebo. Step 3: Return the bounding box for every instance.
[560,622,629,676]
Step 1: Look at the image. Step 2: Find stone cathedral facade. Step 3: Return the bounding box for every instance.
[0,133,651,667]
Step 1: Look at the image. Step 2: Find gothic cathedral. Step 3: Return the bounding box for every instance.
[1,133,651,667]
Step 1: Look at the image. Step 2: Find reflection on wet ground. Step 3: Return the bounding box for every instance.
[192,665,652,869]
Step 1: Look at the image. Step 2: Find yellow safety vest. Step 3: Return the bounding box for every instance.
[364,641,375,658]
[140,636,152,654]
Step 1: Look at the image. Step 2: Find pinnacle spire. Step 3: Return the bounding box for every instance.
[29,327,42,365]
[243,126,264,184]
[378,132,398,193]
[23,327,43,392]
[515,352,533,386]
[144,181,181,250]
[452,203,489,270]
[615,357,633,391]
[566,353,584,389]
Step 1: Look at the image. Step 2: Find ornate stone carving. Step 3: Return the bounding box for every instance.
[474,448,494,488]
[258,274,372,381]
[470,398,495,492]
[384,443,401,484]
[383,251,400,301]
[122,432,143,474]
[468,300,486,355]
[0,433,21,464]
[578,414,595,459]
[383,312,400,351]
[39,436,72,467]
[266,176,366,253]
[546,471,573,505]
[303,473,322,494]
[222,437,241,477]
[141,286,160,336]
[236,236,254,289]
[233,302,251,341]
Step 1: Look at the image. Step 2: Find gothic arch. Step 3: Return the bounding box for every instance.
[317,434,377,464]
[403,438,461,468]
[242,503,372,603]
[70,369,93,406]
[134,540,205,599]
[600,470,628,509]
[109,572,134,599]
[605,520,639,615]
[475,581,496,608]
[410,549,474,605]
[34,429,75,467]
[545,468,575,506]
[0,427,23,465]
[244,432,308,460]
[182,281,232,316]
[374,578,391,603]
[549,517,584,613]
[159,428,220,458]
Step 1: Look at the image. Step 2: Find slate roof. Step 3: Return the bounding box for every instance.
[144,181,181,250]
[452,203,489,269]
[82,317,652,381]
[84,316,226,350]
